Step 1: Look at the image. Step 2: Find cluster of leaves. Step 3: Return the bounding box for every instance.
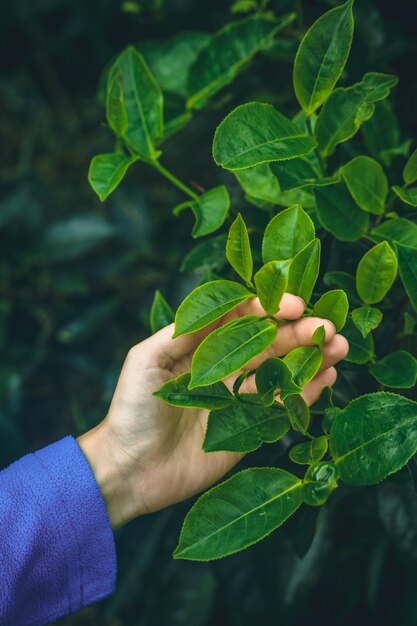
[89,0,417,564]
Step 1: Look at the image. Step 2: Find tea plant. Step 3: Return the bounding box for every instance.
[89,0,417,562]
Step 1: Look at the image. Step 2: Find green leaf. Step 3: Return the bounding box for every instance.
[150,290,174,333]
[315,182,370,241]
[341,318,374,364]
[302,462,339,506]
[356,241,398,304]
[312,289,349,332]
[396,244,417,312]
[174,280,254,337]
[270,153,322,192]
[370,351,417,389]
[255,357,302,405]
[262,205,315,264]
[324,271,360,305]
[352,306,383,338]
[203,401,290,452]
[180,235,228,274]
[323,407,341,435]
[341,156,388,215]
[311,324,326,349]
[108,47,163,159]
[88,153,138,201]
[293,0,354,115]
[403,148,417,186]
[190,315,277,388]
[330,392,417,486]
[154,372,234,409]
[173,468,303,560]
[234,164,281,204]
[362,100,400,164]
[187,14,296,110]
[284,394,310,434]
[106,73,128,135]
[370,218,417,250]
[213,102,317,171]
[392,186,417,207]
[290,436,328,465]
[230,0,258,14]
[254,260,290,315]
[284,346,323,387]
[287,239,321,306]
[315,73,399,156]
[226,214,253,283]
[174,186,231,238]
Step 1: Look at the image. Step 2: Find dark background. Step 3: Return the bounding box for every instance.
[2,0,417,624]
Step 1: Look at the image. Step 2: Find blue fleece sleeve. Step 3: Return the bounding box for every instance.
[0,436,117,626]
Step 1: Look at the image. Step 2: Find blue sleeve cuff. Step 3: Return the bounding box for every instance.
[0,436,117,625]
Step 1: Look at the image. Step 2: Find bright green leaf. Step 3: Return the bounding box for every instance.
[262,205,315,263]
[392,186,417,207]
[293,0,354,115]
[150,290,174,333]
[106,73,128,135]
[341,156,388,215]
[330,392,417,486]
[315,182,370,241]
[312,289,349,332]
[226,213,253,283]
[255,357,302,405]
[213,102,317,171]
[88,153,138,201]
[190,315,277,388]
[287,238,321,306]
[284,346,323,387]
[154,372,234,409]
[174,186,231,238]
[203,401,289,452]
[403,148,417,186]
[370,351,417,389]
[254,260,290,315]
[311,324,326,349]
[173,468,303,560]
[341,318,374,363]
[370,218,417,250]
[234,164,281,204]
[352,306,383,338]
[290,436,328,465]
[174,279,254,337]
[356,241,397,304]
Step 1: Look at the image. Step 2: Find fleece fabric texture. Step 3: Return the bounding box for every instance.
[0,436,117,625]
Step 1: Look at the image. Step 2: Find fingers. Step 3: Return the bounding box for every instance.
[232,293,305,321]
[320,335,350,371]
[301,367,337,406]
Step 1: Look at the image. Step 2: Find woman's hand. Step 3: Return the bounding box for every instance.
[77,294,349,529]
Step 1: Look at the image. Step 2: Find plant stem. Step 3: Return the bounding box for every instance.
[151,160,199,200]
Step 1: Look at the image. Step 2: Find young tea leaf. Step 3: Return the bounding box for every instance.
[302,462,339,506]
[154,372,234,409]
[284,394,310,434]
[174,186,230,238]
[150,290,174,333]
[226,213,253,283]
[352,306,383,338]
[356,241,398,304]
[173,468,303,560]
[254,260,291,315]
[203,401,290,452]
[284,346,323,387]
[262,205,315,263]
[370,351,417,389]
[311,324,326,349]
[289,436,328,465]
[312,289,349,332]
[341,318,374,364]
[287,239,321,306]
[88,153,138,201]
[174,280,254,337]
[213,102,317,171]
[190,315,277,388]
[315,182,370,241]
[330,392,417,486]
[341,156,388,215]
[293,0,354,115]
[255,357,302,405]
[106,73,128,136]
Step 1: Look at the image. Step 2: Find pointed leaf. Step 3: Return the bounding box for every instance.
[290,436,328,465]
[315,182,370,241]
[370,351,417,389]
[213,102,317,171]
[88,153,138,201]
[226,214,253,283]
[284,394,310,434]
[352,306,383,338]
[255,357,302,405]
[106,73,128,135]
[330,392,417,486]
[154,372,234,409]
[287,239,321,306]
[356,241,397,304]
[174,280,254,337]
[370,218,417,250]
[311,324,326,349]
[293,0,354,115]
[262,205,315,263]
[234,163,281,204]
[150,290,174,333]
[302,462,339,506]
[396,243,417,312]
[173,468,303,560]
[284,346,323,387]
[203,401,290,452]
[341,317,374,364]
[392,186,417,207]
[174,186,230,238]
[190,315,277,388]
[341,156,388,215]
[254,260,290,315]
[312,289,349,332]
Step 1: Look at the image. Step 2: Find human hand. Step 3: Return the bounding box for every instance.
[78,294,349,529]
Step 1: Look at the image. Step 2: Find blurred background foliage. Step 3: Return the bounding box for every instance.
[2,0,417,624]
